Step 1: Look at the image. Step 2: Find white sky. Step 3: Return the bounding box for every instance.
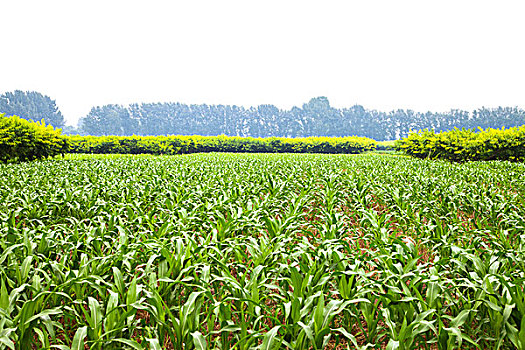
[1,0,524,126]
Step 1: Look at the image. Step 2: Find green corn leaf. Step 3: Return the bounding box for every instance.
[71,326,88,350]
[113,338,144,350]
[260,326,280,350]
[146,338,162,350]
[191,331,207,350]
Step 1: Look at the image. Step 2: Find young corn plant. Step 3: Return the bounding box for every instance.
[0,153,524,349]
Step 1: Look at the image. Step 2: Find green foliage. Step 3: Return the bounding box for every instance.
[376,140,396,151]
[0,114,69,162]
[68,134,377,155]
[77,97,525,140]
[396,126,525,161]
[0,90,65,128]
[0,153,524,349]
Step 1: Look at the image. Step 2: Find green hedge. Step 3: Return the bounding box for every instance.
[0,114,69,162]
[68,135,376,155]
[376,140,396,151]
[395,126,525,162]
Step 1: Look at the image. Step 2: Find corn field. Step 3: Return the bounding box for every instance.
[0,153,524,349]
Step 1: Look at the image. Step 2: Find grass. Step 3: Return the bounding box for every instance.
[0,153,524,349]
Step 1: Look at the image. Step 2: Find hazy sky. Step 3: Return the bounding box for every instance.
[2,0,524,125]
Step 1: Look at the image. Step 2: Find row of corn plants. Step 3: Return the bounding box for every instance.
[0,153,524,349]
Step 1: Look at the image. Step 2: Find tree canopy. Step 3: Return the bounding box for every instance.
[0,90,65,128]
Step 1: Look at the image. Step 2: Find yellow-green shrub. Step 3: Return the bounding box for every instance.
[68,134,376,155]
[396,126,525,161]
[0,114,69,162]
[376,140,396,151]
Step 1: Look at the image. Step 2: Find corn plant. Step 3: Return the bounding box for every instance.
[0,152,524,349]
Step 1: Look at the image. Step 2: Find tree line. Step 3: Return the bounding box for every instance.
[76,97,525,140]
[2,91,524,140]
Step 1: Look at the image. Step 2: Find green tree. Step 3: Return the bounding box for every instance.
[0,90,65,128]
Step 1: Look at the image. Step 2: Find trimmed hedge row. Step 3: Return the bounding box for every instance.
[376,140,396,151]
[68,134,377,155]
[0,114,69,162]
[395,126,525,162]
